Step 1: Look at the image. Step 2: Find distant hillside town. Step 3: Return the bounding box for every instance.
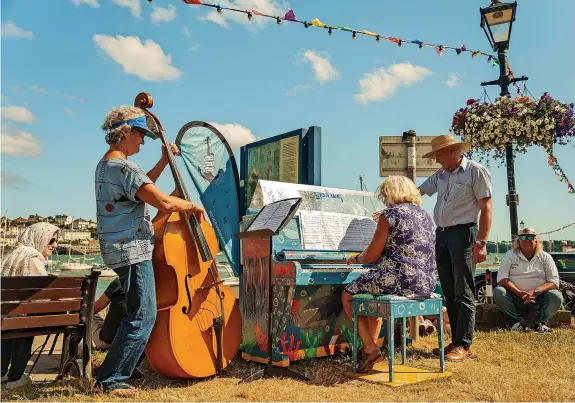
[0,214,98,251]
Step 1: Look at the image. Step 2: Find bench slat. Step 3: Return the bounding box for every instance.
[1,288,82,302]
[1,276,85,290]
[1,314,80,331]
[1,299,82,315]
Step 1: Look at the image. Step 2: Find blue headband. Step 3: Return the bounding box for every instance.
[110,115,157,140]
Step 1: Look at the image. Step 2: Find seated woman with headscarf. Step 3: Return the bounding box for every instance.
[1,222,60,389]
[341,176,437,372]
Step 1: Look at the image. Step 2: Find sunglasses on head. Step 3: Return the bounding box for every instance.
[518,234,536,241]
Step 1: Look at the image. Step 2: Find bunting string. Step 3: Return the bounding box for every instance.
[182,0,497,63]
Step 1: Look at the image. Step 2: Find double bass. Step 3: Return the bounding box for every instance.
[134,93,241,378]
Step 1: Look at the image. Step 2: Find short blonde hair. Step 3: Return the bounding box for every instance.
[512,227,543,255]
[101,106,146,145]
[376,175,422,206]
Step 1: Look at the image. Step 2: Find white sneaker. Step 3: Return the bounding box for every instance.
[6,374,32,390]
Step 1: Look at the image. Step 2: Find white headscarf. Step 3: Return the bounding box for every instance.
[1,222,60,276]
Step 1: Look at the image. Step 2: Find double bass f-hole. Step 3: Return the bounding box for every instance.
[182,274,193,314]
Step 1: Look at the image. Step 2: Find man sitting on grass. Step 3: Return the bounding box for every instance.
[493,227,563,334]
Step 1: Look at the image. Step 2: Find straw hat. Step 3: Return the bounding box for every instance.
[422,134,471,159]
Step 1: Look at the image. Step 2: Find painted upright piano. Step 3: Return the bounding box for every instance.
[239,180,384,367]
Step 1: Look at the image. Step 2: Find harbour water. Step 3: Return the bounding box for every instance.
[48,254,112,298]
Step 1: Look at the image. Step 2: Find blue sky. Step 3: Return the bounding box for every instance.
[1,0,574,241]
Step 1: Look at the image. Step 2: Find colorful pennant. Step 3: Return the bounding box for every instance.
[181,1,496,61]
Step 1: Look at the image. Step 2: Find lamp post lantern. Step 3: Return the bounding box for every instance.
[520,220,525,229]
[479,0,528,239]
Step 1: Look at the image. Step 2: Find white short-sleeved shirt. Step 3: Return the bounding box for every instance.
[420,156,492,227]
[497,249,560,291]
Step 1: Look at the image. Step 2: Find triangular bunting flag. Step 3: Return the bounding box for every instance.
[387,37,400,44]
[362,30,376,36]
[284,9,296,21]
[251,9,265,16]
[311,18,325,28]
[435,46,444,56]
[471,51,480,58]
[183,0,202,4]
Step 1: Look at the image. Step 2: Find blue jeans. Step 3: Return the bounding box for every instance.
[493,286,563,324]
[96,260,156,389]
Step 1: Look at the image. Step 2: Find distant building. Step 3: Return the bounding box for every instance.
[11,217,27,227]
[60,229,92,242]
[73,218,90,230]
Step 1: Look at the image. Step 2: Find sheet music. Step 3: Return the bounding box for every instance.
[247,198,300,233]
[300,211,377,251]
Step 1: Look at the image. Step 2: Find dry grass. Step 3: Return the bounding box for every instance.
[2,328,574,402]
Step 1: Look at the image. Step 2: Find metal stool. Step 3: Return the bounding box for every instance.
[351,294,445,382]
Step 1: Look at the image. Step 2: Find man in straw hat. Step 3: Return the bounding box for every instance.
[419,134,493,362]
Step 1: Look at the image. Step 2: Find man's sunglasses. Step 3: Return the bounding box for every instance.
[518,234,536,241]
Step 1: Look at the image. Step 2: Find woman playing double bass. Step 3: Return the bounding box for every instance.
[94,106,203,397]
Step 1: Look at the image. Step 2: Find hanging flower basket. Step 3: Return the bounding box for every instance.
[450,93,575,194]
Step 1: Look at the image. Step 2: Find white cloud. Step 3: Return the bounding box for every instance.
[285,84,312,96]
[445,72,462,88]
[151,5,176,24]
[29,85,48,93]
[112,0,142,19]
[354,62,432,105]
[1,106,37,124]
[9,86,20,93]
[181,26,192,38]
[64,108,73,116]
[199,0,286,31]
[1,171,31,189]
[1,124,42,156]
[93,35,182,82]
[1,21,33,39]
[188,43,200,52]
[28,86,84,103]
[70,0,100,8]
[208,122,257,151]
[299,50,340,84]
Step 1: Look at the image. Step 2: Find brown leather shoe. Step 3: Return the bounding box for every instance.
[446,346,469,362]
[432,343,454,356]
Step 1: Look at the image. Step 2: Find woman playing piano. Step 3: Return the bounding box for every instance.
[342,175,437,372]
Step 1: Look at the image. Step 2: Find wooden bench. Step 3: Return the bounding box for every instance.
[1,271,100,380]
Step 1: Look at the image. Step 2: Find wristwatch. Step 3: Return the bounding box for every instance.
[476,240,487,247]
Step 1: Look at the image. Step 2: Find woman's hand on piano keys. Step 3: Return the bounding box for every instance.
[347,254,360,266]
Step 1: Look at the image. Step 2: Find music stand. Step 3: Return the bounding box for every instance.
[236,197,309,383]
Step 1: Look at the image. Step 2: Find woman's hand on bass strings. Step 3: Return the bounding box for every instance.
[184,202,205,221]
[161,143,180,164]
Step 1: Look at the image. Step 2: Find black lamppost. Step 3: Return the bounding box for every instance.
[479,0,528,239]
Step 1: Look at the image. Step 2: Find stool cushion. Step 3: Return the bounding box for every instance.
[352,293,443,302]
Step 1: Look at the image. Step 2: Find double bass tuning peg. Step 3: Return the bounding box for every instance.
[135,92,154,109]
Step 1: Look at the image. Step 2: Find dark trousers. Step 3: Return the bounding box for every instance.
[1,337,34,382]
[436,224,477,350]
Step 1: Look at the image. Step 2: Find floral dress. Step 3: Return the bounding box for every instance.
[345,204,437,297]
